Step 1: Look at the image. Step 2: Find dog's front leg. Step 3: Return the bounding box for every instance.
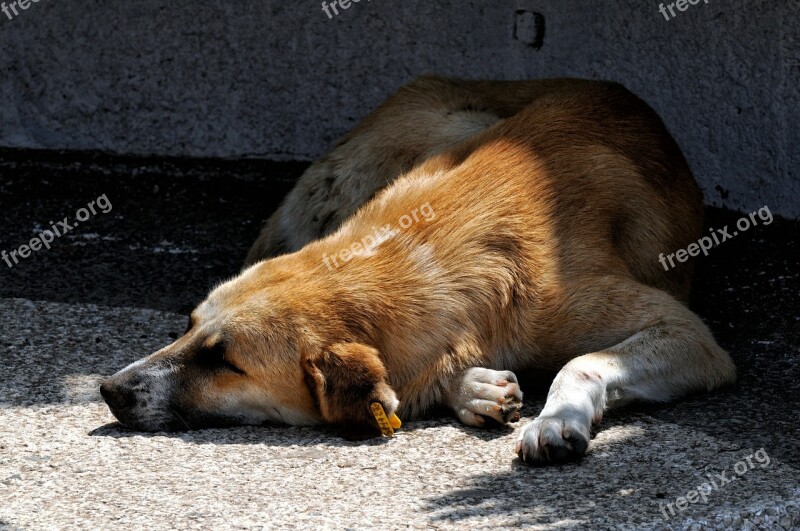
[446,367,524,427]
[516,280,735,466]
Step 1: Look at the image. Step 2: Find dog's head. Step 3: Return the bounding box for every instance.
[100,259,398,438]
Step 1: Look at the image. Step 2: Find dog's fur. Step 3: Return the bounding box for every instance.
[101,76,736,465]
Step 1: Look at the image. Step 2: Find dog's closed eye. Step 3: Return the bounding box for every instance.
[196,340,246,375]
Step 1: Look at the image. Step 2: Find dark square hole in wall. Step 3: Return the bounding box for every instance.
[514,10,545,49]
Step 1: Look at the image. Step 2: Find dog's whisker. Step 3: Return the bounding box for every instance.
[171,409,191,430]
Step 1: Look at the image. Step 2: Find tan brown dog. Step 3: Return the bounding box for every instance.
[101,76,736,465]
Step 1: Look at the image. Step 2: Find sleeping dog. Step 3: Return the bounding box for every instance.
[100,76,735,465]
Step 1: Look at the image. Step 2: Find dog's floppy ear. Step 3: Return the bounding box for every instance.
[301,342,398,440]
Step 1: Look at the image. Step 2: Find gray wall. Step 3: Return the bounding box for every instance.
[1,0,798,218]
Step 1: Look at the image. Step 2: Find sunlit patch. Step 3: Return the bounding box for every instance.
[591,424,647,450]
[61,374,105,403]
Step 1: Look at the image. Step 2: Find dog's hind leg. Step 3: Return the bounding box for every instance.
[516,279,736,465]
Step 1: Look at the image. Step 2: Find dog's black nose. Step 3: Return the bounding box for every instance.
[100,380,132,410]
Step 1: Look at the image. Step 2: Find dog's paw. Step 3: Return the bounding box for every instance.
[450,368,523,428]
[515,407,590,465]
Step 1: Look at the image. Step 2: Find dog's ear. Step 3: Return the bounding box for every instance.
[301,342,398,440]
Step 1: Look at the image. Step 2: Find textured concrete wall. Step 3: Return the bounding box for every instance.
[0,0,798,217]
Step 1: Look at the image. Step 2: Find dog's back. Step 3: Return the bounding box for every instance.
[247,76,702,301]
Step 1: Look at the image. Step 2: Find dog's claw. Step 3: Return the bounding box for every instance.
[450,368,523,428]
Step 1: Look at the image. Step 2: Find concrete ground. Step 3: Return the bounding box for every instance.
[0,149,798,530]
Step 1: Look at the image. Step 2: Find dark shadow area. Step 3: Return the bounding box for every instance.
[86,404,527,446]
[0,148,305,313]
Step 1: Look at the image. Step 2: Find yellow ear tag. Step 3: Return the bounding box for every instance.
[370,402,401,436]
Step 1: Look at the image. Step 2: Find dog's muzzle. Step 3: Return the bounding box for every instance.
[99,360,180,431]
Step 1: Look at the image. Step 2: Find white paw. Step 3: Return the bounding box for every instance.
[515,406,590,465]
[450,368,523,427]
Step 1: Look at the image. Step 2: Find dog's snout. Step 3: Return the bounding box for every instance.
[100,380,133,411]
